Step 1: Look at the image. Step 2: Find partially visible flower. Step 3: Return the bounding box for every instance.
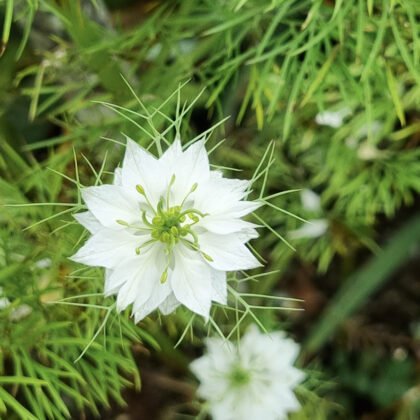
[0,287,10,310]
[345,120,382,149]
[289,219,328,240]
[35,257,52,269]
[190,325,305,420]
[71,139,261,322]
[315,108,351,128]
[0,287,32,321]
[9,304,32,322]
[300,189,321,213]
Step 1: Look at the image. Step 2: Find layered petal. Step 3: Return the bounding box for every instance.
[210,269,227,305]
[197,215,259,235]
[73,211,102,234]
[108,245,168,313]
[163,139,211,204]
[133,278,172,322]
[199,232,262,271]
[193,176,258,216]
[159,293,181,315]
[121,138,169,208]
[170,245,213,319]
[70,228,143,268]
[81,185,140,228]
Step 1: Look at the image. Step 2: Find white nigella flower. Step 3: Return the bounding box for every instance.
[9,304,33,322]
[300,189,321,213]
[71,138,261,322]
[190,325,305,420]
[288,219,328,240]
[315,107,352,128]
[0,286,10,310]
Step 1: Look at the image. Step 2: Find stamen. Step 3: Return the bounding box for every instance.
[136,184,157,214]
[142,211,153,228]
[181,238,214,262]
[160,269,168,284]
[202,252,214,262]
[134,239,156,255]
[166,174,176,210]
[135,184,145,195]
[132,179,212,265]
[180,209,207,219]
[185,228,199,245]
[180,182,199,207]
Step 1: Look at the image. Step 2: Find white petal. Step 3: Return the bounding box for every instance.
[133,280,171,322]
[130,246,172,320]
[160,138,183,167]
[193,176,257,216]
[300,189,321,212]
[210,269,227,305]
[199,232,261,271]
[159,293,180,315]
[164,140,211,204]
[271,387,301,413]
[70,229,143,268]
[198,216,259,235]
[191,338,235,379]
[113,167,122,186]
[288,219,328,239]
[110,245,166,313]
[82,185,140,228]
[104,269,118,296]
[0,297,10,310]
[73,211,102,234]
[315,107,351,128]
[222,200,262,218]
[121,138,168,208]
[170,245,213,319]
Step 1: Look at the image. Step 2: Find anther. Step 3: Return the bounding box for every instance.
[136,184,145,195]
[201,252,214,262]
[190,214,199,223]
[160,269,168,284]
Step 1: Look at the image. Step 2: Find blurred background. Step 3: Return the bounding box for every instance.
[0,0,419,419]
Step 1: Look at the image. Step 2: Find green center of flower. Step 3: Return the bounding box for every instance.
[116,175,213,284]
[149,205,197,244]
[228,365,251,387]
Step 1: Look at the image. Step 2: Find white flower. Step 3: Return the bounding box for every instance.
[289,219,328,240]
[71,138,261,322]
[9,304,32,321]
[190,325,305,420]
[0,288,32,321]
[0,287,10,310]
[35,257,52,269]
[0,297,10,310]
[300,189,321,213]
[315,107,351,128]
